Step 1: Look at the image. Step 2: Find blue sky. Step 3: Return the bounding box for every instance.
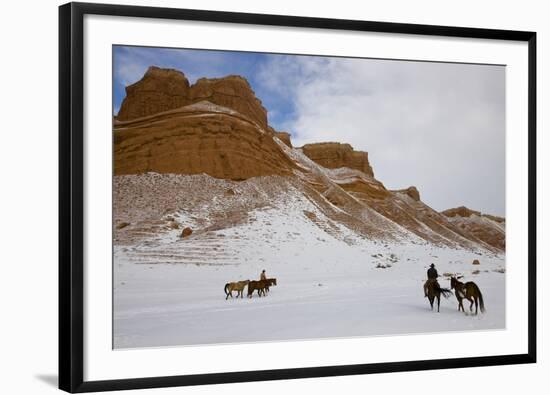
[113,45,505,216]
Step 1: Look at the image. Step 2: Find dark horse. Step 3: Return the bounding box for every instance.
[425,280,452,312]
[247,278,277,298]
[450,276,485,314]
[261,278,277,295]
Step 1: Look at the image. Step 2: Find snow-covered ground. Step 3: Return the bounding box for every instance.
[113,191,505,348]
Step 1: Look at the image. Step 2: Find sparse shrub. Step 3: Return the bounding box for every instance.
[116,222,130,229]
[181,227,193,238]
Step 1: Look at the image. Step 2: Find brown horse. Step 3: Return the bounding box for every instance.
[450,276,485,314]
[224,280,250,300]
[247,279,273,298]
[425,279,452,312]
[247,280,264,298]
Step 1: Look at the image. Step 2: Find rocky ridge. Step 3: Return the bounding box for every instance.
[114,67,505,253]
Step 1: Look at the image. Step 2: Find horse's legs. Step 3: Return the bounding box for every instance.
[429,296,434,310]
[474,297,479,315]
[468,297,474,312]
[437,295,441,312]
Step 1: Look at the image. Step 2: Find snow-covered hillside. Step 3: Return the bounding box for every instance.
[113,172,505,349]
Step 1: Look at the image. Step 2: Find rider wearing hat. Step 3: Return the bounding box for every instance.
[260,269,267,281]
[424,263,439,297]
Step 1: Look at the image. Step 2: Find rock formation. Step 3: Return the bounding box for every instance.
[392,186,420,202]
[181,227,193,238]
[301,143,374,177]
[441,206,481,218]
[189,76,268,129]
[116,67,268,129]
[114,101,295,180]
[117,66,191,121]
[441,206,505,251]
[275,131,293,147]
[113,66,505,253]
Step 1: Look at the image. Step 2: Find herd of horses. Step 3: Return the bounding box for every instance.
[224,278,277,299]
[224,274,485,316]
[426,275,485,315]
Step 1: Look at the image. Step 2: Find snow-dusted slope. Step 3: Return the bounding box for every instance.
[113,172,505,348]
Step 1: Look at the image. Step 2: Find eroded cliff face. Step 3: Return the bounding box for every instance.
[301,143,374,177]
[116,67,268,129]
[114,102,294,180]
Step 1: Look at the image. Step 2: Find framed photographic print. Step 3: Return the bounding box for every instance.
[59,2,537,392]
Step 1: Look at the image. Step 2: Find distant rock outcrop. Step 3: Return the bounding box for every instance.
[441,206,505,251]
[442,206,505,224]
[441,206,481,218]
[275,131,293,148]
[301,143,374,177]
[116,67,268,129]
[392,186,420,202]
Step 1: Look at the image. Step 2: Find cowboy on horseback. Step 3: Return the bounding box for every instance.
[424,263,439,297]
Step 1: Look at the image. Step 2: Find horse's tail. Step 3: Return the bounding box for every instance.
[436,283,453,298]
[224,283,229,296]
[474,283,486,313]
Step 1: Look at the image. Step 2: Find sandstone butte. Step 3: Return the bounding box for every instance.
[301,142,374,177]
[117,66,268,129]
[113,66,505,252]
[114,67,293,180]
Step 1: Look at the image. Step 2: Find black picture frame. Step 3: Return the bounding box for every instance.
[59,2,537,393]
